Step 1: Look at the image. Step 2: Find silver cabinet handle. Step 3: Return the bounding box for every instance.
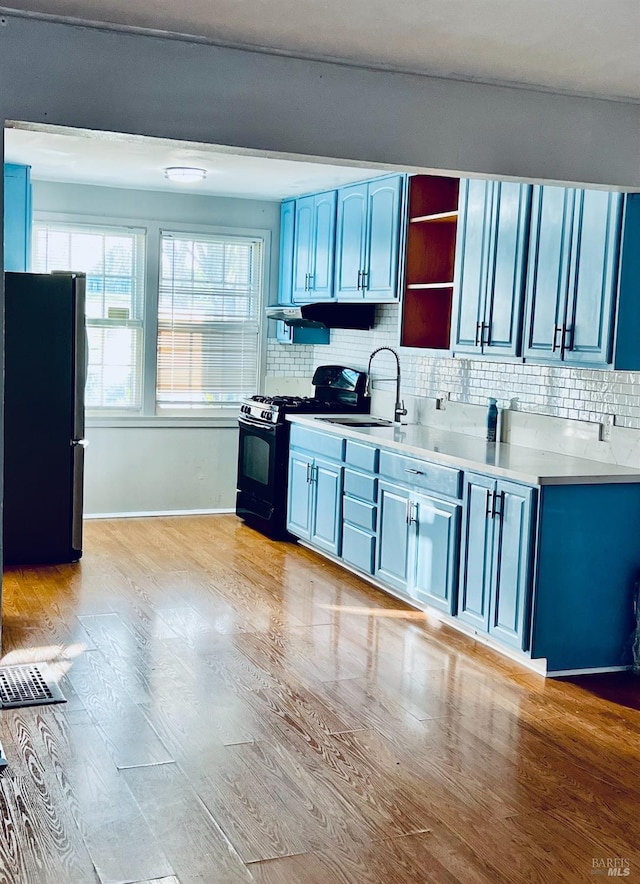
[493,490,504,519]
[306,462,311,483]
[405,468,424,475]
[552,324,562,353]
[485,489,492,518]
[361,270,368,290]
[563,324,573,354]
[357,270,362,290]
[71,439,89,447]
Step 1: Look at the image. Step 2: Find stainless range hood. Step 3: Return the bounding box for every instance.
[266,303,376,330]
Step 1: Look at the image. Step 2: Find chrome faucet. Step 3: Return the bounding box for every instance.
[365,346,407,424]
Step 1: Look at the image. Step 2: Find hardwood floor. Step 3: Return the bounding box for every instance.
[0,514,638,883]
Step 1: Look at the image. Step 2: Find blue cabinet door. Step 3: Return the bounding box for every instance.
[488,480,535,651]
[292,195,315,302]
[287,450,313,539]
[522,185,574,362]
[276,198,330,343]
[309,191,336,301]
[364,176,402,301]
[458,473,495,631]
[483,181,531,358]
[376,481,411,591]
[310,457,343,555]
[334,182,367,298]
[410,493,460,614]
[278,200,295,305]
[563,189,622,367]
[452,179,530,357]
[3,163,32,272]
[451,179,492,353]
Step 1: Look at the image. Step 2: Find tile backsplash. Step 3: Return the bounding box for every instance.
[266,304,640,432]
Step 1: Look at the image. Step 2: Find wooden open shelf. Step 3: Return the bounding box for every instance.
[401,286,453,349]
[401,175,459,350]
[408,175,459,220]
[410,211,458,224]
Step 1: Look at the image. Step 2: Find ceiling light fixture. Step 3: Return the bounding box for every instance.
[164,166,207,183]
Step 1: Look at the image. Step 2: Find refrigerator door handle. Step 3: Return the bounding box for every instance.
[71,438,89,447]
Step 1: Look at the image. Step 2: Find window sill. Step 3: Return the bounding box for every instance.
[86,413,240,429]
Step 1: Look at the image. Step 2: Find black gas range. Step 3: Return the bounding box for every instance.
[236,365,370,538]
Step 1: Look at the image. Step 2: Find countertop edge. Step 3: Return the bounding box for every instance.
[286,415,640,486]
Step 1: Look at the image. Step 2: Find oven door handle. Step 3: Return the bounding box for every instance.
[238,415,279,432]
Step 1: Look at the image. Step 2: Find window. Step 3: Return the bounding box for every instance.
[157,231,262,410]
[32,222,145,410]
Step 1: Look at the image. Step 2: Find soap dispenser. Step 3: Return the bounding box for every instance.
[486,398,499,443]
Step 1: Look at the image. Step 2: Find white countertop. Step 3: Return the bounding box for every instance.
[288,415,640,486]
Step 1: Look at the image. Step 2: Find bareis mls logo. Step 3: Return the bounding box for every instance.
[591,858,630,876]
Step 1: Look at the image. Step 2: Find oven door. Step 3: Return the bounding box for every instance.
[236,415,291,537]
[236,415,287,505]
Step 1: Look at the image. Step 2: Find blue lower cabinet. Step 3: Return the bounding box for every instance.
[375,481,411,591]
[287,447,343,555]
[458,473,495,631]
[310,458,343,555]
[286,451,313,539]
[409,493,460,615]
[459,473,534,651]
[342,522,376,574]
[488,481,535,650]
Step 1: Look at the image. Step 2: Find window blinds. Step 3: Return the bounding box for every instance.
[32,222,145,410]
[157,232,262,407]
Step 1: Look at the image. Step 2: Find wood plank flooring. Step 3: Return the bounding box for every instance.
[0,514,638,883]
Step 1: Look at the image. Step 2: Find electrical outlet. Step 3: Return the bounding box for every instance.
[600,414,615,442]
[436,391,449,411]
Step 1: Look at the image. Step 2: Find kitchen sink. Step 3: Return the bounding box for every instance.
[318,415,394,427]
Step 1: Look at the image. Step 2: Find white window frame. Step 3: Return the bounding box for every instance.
[33,212,270,427]
[156,228,264,416]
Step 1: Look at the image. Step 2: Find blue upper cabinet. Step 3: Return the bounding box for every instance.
[275,200,329,344]
[334,182,368,298]
[564,189,622,366]
[3,163,32,272]
[334,175,403,301]
[292,190,336,302]
[523,185,623,368]
[452,179,531,357]
[278,199,295,306]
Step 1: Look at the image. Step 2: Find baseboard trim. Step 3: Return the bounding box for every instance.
[547,665,633,677]
[84,508,235,519]
[298,540,550,677]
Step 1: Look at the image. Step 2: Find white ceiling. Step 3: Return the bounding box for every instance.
[2,0,640,101]
[4,125,390,199]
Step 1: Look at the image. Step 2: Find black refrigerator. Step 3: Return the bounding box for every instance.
[3,271,87,565]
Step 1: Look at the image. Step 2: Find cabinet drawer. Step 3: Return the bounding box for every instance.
[345,440,379,473]
[342,523,376,574]
[343,496,376,531]
[289,425,345,461]
[344,469,377,502]
[379,450,462,499]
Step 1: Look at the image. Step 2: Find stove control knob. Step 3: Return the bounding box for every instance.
[266,411,273,421]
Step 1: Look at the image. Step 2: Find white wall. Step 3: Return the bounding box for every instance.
[83,427,239,516]
[32,180,280,515]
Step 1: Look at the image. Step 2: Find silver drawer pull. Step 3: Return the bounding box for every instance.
[405,468,424,475]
